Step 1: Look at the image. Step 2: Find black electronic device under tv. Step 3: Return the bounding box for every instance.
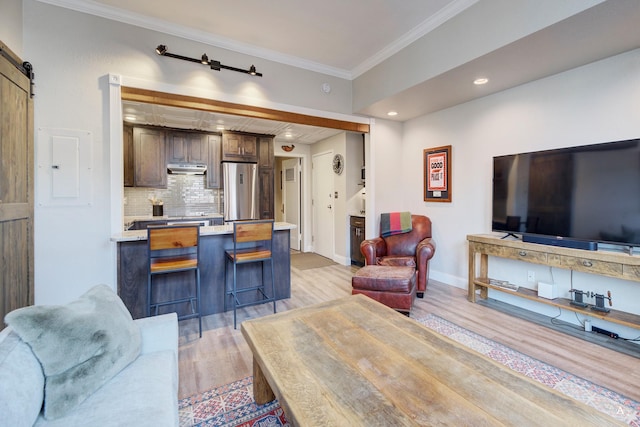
[492,138,640,250]
[522,234,598,251]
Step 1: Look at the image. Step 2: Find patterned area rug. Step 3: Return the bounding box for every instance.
[418,314,640,425]
[179,377,288,427]
[178,314,640,426]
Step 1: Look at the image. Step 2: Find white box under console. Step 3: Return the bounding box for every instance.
[537,281,558,299]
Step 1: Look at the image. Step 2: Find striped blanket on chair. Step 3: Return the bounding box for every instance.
[380,212,412,237]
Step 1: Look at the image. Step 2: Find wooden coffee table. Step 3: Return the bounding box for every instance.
[241,294,622,426]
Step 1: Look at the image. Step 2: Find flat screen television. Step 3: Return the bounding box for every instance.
[492,138,640,249]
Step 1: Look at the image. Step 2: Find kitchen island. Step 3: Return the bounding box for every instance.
[111,222,294,319]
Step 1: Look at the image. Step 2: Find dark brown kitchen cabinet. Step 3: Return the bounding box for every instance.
[167,131,208,164]
[133,127,167,188]
[258,136,274,167]
[259,167,274,219]
[222,131,258,162]
[206,134,222,188]
[258,136,275,219]
[123,125,134,186]
[350,216,366,266]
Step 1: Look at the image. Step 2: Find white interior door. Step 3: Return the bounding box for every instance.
[283,158,301,250]
[312,152,334,259]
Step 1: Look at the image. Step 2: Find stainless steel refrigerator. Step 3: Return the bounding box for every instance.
[223,162,259,222]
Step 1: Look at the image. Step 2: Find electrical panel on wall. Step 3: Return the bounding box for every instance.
[37,128,93,206]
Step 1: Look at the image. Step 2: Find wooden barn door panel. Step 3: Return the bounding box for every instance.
[0,41,34,326]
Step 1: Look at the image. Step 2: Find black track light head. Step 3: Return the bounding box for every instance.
[154,44,262,77]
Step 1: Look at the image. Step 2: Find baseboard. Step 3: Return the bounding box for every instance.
[334,254,349,266]
[431,270,467,289]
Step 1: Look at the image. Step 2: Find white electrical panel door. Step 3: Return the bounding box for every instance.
[37,128,93,206]
[51,135,80,198]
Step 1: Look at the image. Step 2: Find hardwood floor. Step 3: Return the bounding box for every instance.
[177,262,640,403]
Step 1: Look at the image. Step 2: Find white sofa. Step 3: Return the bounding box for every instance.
[0,289,179,427]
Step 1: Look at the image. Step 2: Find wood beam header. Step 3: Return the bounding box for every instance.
[121,87,369,134]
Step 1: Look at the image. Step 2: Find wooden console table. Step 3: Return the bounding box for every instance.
[467,234,640,330]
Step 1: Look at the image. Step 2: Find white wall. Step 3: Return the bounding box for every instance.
[368,118,404,237]
[22,0,355,304]
[0,0,23,56]
[400,48,640,337]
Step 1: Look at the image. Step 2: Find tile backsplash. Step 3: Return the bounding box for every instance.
[124,174,222,217]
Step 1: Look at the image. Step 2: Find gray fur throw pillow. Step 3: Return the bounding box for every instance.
[5,284,141,420]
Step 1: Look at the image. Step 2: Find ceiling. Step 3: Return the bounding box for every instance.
[47,0,640,143]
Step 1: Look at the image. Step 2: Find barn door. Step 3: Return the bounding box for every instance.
[0,41,34,326]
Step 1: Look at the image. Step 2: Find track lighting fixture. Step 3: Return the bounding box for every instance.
[155,45,262,77]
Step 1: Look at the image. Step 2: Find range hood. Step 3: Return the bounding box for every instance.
[167,163,207,175]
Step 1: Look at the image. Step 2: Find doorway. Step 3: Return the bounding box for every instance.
[282,158,301,250]
[312,151,334,259]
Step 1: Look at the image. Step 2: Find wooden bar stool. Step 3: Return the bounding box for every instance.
[147,224,202,337]
[224,220,276,329]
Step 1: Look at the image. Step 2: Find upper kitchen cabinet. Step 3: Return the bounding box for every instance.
[133,127,167,188]
[258,136,274,168]
[206,134,222,189]
[123,125,134,186]
[222,131,257,162]
[167,131,208,164]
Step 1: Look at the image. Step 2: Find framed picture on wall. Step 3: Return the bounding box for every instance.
[423,145,451,202]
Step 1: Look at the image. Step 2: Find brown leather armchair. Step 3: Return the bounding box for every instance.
[360,215,436,298]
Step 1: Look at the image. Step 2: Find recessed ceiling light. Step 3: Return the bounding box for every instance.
[474,77,489,85]
[387,111,398,116]
[124,115,136,121]
[216,125,225,131]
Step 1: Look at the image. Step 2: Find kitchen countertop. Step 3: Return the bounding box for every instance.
[111,222,297,242]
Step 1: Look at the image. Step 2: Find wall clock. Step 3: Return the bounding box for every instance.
[333,154,344,175]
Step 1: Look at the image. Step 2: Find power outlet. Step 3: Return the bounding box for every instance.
[527,270,535,282]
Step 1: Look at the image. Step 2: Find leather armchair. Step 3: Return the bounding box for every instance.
[360,215,436,298]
